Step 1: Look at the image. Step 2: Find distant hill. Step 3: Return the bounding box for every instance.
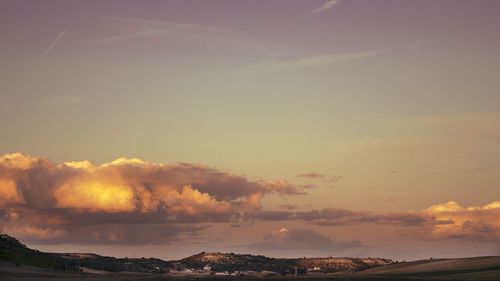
[359,256,500,279]
[0,234,170,273]
[4,233,498,280]
[297,256,392,272]
[178,252,295,272]
[0,234,68,270]
[0,234,393,274]
[57,252,171,273]
[176,252,393,273]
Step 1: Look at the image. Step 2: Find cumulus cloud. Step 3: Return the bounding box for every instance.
[0,153,305,244]
[425,201,500,241]
[249,228,362,251]
[0,153,302,210]
[2,153,497,246]
[0,178,24,205]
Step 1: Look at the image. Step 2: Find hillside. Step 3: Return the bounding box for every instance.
[0,234,68,270]
[177,252,392,273]
[0,234,169,273]
[178,252,296,272]
[3,234,499,280]
[359,256,500,278]
[58,252,170,273]
[0,235,393,274]
[297,256,392,272]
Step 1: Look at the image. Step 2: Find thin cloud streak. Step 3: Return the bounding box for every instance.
[284,50,387,67]
[88,16,288,54]
[295,172,342,183]
[85,29,168,45]
[39,29,67,59]
[310,0,343,15]
[246,49,388,73]
[101,16,247,40]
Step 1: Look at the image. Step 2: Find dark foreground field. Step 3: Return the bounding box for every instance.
[2,256,500,281]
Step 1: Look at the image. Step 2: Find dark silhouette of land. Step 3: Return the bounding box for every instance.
[1,234,499,280]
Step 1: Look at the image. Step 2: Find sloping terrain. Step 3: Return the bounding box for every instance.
[178,252,392,273]
[0,234,170,273]
[2,234,499,280]
[178,252,296,272]
[0,234,68,271]
[359,256,500,280]
[297,256,392,272]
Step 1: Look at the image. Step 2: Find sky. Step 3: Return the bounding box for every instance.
[0,0,500,261]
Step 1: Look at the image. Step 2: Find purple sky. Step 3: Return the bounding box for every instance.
[1,0,500,260]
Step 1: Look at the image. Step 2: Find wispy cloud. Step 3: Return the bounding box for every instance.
[296,172,325,179]
[296,172,342,183]
[310,0,343,15]
[39,29,67,59]
[85,29,167,45]
[87,16,287,55]
[247,49,387,73]
[282,50,386,67]
[100,16,246,40]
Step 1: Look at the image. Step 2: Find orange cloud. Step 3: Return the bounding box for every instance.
[0,178,24,205]
[0,152,306,244]
[0,153,303,213]
[0,153,39,170]
[155,185,232,215]
[425,201,500,241]
[245,200,500,242]
[2,225,66,240]
[54,180,135,212]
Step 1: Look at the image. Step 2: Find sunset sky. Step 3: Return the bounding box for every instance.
[1,0,500,261]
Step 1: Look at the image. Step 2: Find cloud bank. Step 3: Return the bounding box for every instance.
[1,153,498,246]
[245,208,432,227]
[0,153,302,244]
[245,202,500,242]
